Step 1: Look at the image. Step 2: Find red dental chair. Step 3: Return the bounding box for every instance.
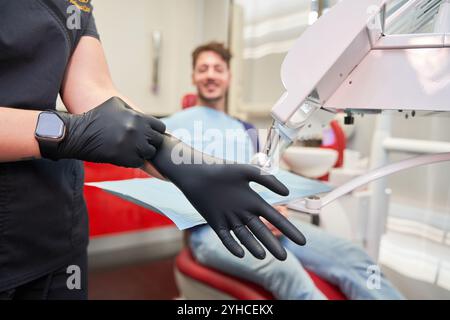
[84,162,173,237]
[175,247,346,300]
[173,94,347,300]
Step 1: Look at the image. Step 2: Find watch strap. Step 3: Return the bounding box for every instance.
[35,111,67,160]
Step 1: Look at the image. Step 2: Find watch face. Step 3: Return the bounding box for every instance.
[36,112,65,140]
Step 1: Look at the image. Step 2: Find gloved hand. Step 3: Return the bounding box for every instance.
[151,134,306,261]
[39,97,166,168]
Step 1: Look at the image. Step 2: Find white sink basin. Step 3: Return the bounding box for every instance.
[282,146,338,179]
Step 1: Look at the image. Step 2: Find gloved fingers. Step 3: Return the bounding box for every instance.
[227,214,266,260]
[139,143,156,161]
[246,166,289,196]
[145,127,164,148]
[215,228,245,258]
[257,202,306,246]
[246,215,287,261]
[146,116,166,134]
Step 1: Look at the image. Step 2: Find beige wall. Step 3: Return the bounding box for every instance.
[91,0,229,117]
[201,0,230,44]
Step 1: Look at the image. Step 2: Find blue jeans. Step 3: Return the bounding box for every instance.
[189,220,404,300]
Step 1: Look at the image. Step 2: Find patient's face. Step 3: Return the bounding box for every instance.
[193,51,231,105]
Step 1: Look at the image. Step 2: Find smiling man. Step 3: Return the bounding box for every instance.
[191,42,232,113]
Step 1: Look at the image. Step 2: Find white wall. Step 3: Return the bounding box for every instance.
[92,0,229,117]
[230,0,311,118]
[346,113,450,209]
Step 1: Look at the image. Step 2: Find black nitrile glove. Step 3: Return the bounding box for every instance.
[39,97,166,168]
[151,134,306,261]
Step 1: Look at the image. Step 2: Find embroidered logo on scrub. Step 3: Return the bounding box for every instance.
[66,0,92,13]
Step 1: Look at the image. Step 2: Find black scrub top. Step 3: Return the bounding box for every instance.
[0,0,99,291]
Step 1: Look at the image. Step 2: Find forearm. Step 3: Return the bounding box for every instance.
[0,107,41,162]
[141,161,166,180]
[150,133,220,183]
[150,134,181,183]
[0,88,130,164]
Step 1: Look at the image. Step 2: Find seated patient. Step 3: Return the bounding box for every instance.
[163,42,404,300]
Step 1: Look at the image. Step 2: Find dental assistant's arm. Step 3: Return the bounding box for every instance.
[60,36,165,179]
[0,36,165,172]
[0,108,41,162]
[0,37,112,163]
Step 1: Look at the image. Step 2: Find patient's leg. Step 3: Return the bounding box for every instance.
[188,224,326,300]
[280,220,404,300]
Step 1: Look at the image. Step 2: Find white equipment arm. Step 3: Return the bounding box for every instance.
[272,0,450,128]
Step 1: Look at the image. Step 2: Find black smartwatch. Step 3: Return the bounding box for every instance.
[35,111,66,156]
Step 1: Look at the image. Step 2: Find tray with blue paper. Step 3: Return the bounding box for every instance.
[85,169,331,230]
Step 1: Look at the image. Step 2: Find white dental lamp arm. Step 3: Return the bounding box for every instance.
[260,0,450,169]
[289,152,450,214]
[271,0,389,127]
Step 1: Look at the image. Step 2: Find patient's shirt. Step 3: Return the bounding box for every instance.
[163,106,256,163]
